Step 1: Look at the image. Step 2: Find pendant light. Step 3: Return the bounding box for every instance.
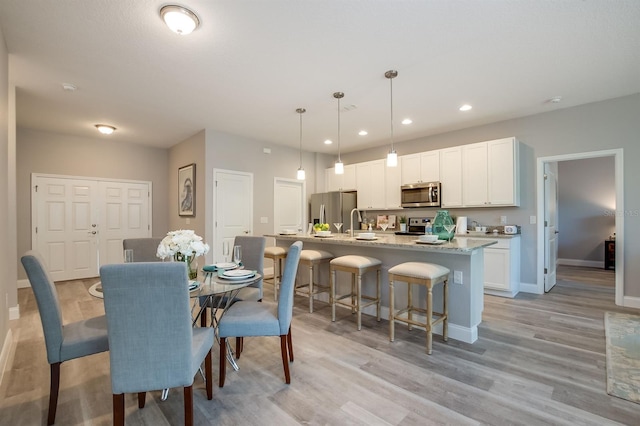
[296,108,306,180]
[334,92,345,174]
[385,70,398,167]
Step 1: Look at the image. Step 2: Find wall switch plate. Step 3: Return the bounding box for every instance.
[454,270,463,284]
[530,215,537,224]
[263,148,271,154]
[500,215,507,224]
[260,217,268,224]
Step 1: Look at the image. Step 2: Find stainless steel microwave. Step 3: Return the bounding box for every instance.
[401,182,441,208]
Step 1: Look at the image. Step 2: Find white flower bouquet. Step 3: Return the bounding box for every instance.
[156,229,210,260]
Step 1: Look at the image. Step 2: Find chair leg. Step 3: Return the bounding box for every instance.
[235,337,243,359]
[200,308,207,328]
[286,327,294,362]
[138,392,146,408]
[331,269,336,321]
[205,349,213,400]
[427,285,433,355]
[280,335,291,384]
[389,277,395,342]
[443,279,449,342]
[113,394,125,426]
[356,273,362,330]
[308,263,314,313]
[219,338,227,387]
[48,362,60,426]
[184,386,193,426]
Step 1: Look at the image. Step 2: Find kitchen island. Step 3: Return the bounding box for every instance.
[267,233,497,344]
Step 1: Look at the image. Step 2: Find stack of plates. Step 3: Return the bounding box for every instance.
[188,281,200,291]
[218,269,256,280]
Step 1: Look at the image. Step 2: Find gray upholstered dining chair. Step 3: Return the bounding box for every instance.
[217,241,302,387]
[122,237,163,262]
[100,262,214,426]
[21,251,110,425]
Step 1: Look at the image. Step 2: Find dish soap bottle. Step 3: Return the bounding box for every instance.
[425,220,432,235]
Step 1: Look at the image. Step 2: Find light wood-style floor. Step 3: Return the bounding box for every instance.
[2,266,639,425]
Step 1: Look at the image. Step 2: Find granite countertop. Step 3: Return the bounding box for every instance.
[266,233,497,254]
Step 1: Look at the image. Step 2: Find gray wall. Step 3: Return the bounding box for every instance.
[342,94,640,296]
[558,157,615,264]
[16,128,171,279]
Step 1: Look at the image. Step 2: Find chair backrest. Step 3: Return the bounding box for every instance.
[234,235,266,295]
[100,262,194,394]
[20,251,64,364]
[276,241,303,334]
[122,238,164,262]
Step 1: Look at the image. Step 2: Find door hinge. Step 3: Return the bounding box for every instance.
[215,180,218,187]
[35,185,38,192]
[544,174,548,180]
[544,220,548,227]
[35,226,38,234]
[544,267,548,274]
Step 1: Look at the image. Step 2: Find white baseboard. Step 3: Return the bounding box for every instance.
[518,282,541,294]
[0,329,14,388]
[622,295,640,309]
[557,258,603,268]
[17,279,29,289]
[9,305,20,320]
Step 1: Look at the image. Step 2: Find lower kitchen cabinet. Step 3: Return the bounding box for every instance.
[483,236,521,298]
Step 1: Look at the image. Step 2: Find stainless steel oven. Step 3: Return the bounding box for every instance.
[401,182,441,208]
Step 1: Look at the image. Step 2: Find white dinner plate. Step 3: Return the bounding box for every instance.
[356,237,378,241]
[188,281,200,291]
[214,262,238,270]
[219,269,256,280]
[415,239,446,245]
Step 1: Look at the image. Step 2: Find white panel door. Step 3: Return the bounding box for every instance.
[34,176,99,281]
[544,163,558,292]
[214,169,253,263]
[274,178,305,233]
[98,181,151,266]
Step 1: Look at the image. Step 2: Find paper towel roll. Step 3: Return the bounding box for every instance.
[456,216,467,235]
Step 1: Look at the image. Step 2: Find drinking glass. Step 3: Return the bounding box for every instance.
[124,249,134,263]
[233,245,242,265]
[333,223,343,233]
[380,223,388,232]
[444,224,456,242]
[222,241,230,262]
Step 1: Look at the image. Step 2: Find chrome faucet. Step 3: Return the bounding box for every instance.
[350,208,362,237]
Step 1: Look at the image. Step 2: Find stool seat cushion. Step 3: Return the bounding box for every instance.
[389,262,450,279]
[331,255,381,269]
[265,246,288,256]
[300,249,333,261]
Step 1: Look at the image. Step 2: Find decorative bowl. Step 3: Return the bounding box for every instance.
[316,230,332,237]
[357,232,376,239]
[419,235,439,243]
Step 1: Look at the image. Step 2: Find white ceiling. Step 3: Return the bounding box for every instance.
[1,1,639,154]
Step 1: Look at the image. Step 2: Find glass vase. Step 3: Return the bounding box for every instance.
[175,253,198,280]
[432,210,454,240]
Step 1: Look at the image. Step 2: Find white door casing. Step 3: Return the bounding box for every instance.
[213,169,253,263]
[273,178,305,233]
[544,163,558,292]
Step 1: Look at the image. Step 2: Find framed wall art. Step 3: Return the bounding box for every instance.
[178,163,195,216]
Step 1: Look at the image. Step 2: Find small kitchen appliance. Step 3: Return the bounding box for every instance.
[394,217,431,236]
[400,182,441,208]
[504,225,519,234]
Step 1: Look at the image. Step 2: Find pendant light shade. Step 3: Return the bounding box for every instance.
[296,108,306,180]
[334,92,345,175]
[385,70,398,167]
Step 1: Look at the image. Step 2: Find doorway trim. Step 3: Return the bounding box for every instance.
[536,149,624,305]
[273,177,306,234]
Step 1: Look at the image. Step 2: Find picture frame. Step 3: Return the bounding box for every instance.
[178,163,195,217]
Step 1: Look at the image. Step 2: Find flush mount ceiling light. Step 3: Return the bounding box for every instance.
[333,92,345,175]
[459,104,473,112]
[385,70,398,167]
[296,108,306,181]
[95,124,116,135]
[160,5,200,35]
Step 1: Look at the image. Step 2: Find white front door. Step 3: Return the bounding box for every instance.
[544,163,558,292]
[273,178,305,233]
[33,174,152,281]
[213,169,253,263]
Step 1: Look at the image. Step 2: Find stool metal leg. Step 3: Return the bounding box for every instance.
[389,276,395,342]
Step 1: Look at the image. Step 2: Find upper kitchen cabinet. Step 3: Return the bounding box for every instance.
[325,164,356,192]
[356,160,387,209]
[462,137,520,207]
[439,147,463,208]
[400,150,440,185]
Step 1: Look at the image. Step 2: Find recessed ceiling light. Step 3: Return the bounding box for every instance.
[62,83,77,92]
[358,130,368,136]
[160,5,200,35]
[401,118,412,125]
[324,139,333,145]
[548,96,563,104]
[95,124,116,135]
[459,104,473,112]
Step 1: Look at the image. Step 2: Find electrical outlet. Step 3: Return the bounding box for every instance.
[260,217,268,224]
[500,215,507,224]
[454,270,463,284]
[530,215,537,224]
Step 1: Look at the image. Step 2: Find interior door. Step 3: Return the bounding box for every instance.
[544,163,559,292]
[273,178,305,233]
[33,176,99,281]
[213,169,253,263]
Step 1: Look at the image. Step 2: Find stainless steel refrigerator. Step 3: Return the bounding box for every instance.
[310,192,357,229]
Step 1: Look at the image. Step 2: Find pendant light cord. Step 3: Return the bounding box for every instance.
[337,96,341,162]
[299,110,303,167]
[390,75,394,151]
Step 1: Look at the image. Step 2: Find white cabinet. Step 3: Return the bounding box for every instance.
[400,150,439,185]
[356,160,386,209]
[462,138,520,207]
[483,236,521,298]
[439,147,463,207]
[325,164,356,192]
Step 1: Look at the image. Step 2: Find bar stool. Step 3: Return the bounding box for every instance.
[295,249,333,313]
[330,255,381,330]
[264,246,288,300]
[388,262,449,354]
